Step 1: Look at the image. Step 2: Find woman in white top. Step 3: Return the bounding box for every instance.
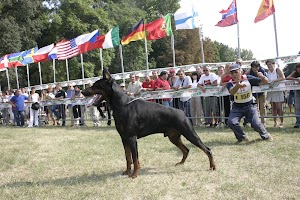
[265,59,285,128]
[28,87,40,127]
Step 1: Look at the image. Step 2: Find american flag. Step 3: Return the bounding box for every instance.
[56,39,79,60]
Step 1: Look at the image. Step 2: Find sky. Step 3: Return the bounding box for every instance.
[179,0,299,60]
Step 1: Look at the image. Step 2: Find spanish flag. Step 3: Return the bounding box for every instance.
[121,19,146,45]
[254,0,275,23]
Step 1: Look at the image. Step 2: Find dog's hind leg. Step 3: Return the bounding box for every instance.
[167,131,190,166]
[121,139,132,176]
[128,136,140,178]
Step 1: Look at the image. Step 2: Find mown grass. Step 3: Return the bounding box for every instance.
[0,124,299,200]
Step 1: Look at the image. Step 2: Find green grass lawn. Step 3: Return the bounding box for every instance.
[0,124,299,200]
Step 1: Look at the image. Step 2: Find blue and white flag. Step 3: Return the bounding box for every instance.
[174,7,200,30]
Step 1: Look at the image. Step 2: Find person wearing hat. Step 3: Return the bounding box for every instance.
[226,64,272,143]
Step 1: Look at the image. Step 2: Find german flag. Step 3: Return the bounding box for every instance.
[121,19,146,45]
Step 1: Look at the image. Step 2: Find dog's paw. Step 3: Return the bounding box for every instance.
[122,170,131,176]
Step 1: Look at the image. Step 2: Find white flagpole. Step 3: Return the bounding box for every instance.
[237,22,241,59]
[99,49,104,72]
[38,62,42,86]
[80,54,85,89]
[26,64,30,87]
[66,59,70,81]
[15,67,19,89]
[171,34,176,67]
[119,45,125,83]
[6,68,10,90]
[198,26,205,63]
[273,13,279,58]
[144,38,149,72]
[53,59,56,83]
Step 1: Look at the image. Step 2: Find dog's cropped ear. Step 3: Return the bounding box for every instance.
[103,67,112,82]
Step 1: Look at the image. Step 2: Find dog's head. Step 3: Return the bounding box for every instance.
[82,68,114,100]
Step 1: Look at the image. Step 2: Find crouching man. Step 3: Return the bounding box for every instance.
[226,64,273,143]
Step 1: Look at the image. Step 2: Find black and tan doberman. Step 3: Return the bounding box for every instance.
[82,68,216,178]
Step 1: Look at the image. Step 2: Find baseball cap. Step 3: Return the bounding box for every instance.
[230,64,241,72]
[169,69,175,74]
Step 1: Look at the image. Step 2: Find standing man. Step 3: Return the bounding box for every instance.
[172,70,193,122]
[198,65,219,127]
[66,83,75,126]
[154,71,172,106]
[226,64,272,143]
[168,68,179,108]
[10,89,28,127]
[52,83,66,126]
[127,73,142,97]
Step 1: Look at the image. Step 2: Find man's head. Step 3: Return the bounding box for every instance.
[159,71,168,80]
[67,83,73,90]
[74,85,80,91]
[169,69,176,76]
[152,70,158,79]
[250,61,261,73]
[202,66,211,76]
[177,70,185,79]
[217,66,225,76]
[129,73,136,83]
[16,89,22,96]
[55,83,61,91]
[230,64,242,80]
[48,85,53,92]
[196,66,203,75]
[236,58,243,66]
[144,75,151,82]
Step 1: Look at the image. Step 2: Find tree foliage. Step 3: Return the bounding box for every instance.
[0,0,258,91]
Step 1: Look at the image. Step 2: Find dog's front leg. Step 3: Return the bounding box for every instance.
[121,139,132,176]
[128,136,139,179]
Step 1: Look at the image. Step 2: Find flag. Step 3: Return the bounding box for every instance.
[0,55,9,69]
[48,39,79,60]
[7,52,24,68]
[215,0,238,27]
[174,7,200,30]
[78,27,120,52]
[254,0,275,23]
[121,19,146,45]
[21,47,38,65]
[145,14,173,40]
[33,44,54,62]
[74,29,100,54]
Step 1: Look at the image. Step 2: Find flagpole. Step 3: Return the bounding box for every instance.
[53,59,56,83]
[198,26,205,63]
[15,67,19,89]
[171,34,176,67]
[80,54,85,89]
[237,22,241,59]
[119,45,125,83]
[26,64,30,87]
[144,38,149,72]
[99,49,104,72]
[273,13,279,58]
[6,68,10,90]
[38,62,43,86]
[66,59,70,81]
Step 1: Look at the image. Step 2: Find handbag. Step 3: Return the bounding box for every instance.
[31,102,40,110]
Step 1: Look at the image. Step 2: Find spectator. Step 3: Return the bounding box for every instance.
[198,66,219,127]
[141,76,155,102]
[72,85,85,126]
[226,64,272,143]
[265,59,286,128]
[127,73,142,97]
[190,72,203,126]
[41,89,49,124]
[220,63,232,126]
[66,83,75,126]
[135,73,143,87]
[245,61,268,125]
[167,68,179,108]
[196,66,203,77]
[28,87,40,128]
[52,84,66,126]
[86,81,100,127]
[216,65,225,126]
[10,89,28,127]
[1,91,10,125]
[287,90,295,113]
[286,63,300,128]
[155,71,172,107]
[173,70,193,122]
[152,70,161,104]
[46,85,57,126]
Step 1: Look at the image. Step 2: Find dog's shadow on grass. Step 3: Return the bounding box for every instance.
[0,167,177,188]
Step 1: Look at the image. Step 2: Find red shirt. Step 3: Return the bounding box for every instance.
[154,78,171,90]
[142,80,155,89]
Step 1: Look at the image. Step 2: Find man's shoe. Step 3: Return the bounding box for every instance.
[294,125,300,128]
[235,138,250,144]
[263,135,273,141]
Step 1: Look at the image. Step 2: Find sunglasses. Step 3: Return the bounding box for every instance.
[230,70,239,74]
[251,66,259,68]
[203,70,208,72]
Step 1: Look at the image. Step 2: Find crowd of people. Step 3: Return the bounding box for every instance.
[0,61,300,135]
